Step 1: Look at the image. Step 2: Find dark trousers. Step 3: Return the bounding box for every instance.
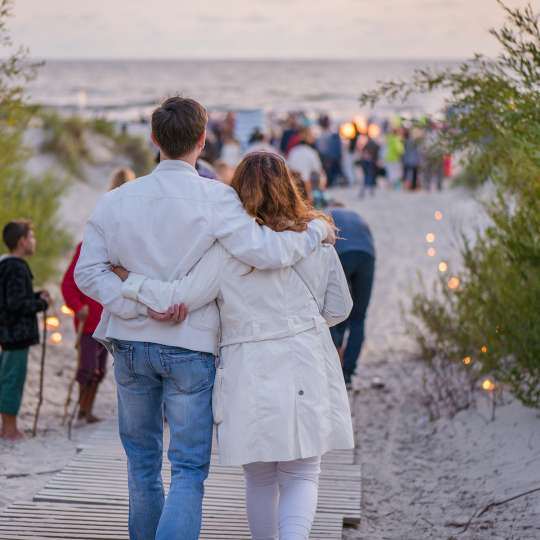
[330,251,375,383]
[323,157,343,187]
[76,334,108,385]
[404,165,419,190]
[423,160,444,191]
[361,160,378,188]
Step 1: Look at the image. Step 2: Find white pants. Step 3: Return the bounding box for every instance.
[242,456,322,540]
[386,161,402,185]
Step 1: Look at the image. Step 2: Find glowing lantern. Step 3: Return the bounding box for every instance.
[481,345,488,354]
[339,122,357,140]
[434,211,443,221]
[438,261,448,273]
[353,116,368,134]
[482,379,495,391]
[46,316,60,328]
[447,277,460,290]
[426,233,436,243]
[368,123,381,139]
[463,356,472,365]
[50,332,63,344]
[427,248,436,257]
[61,304,74,316]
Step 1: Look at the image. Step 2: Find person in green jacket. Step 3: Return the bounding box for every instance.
[384,129,404,189]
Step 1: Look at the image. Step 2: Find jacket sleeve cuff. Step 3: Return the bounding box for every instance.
[137,303,148,317]
[122,273,147,301]
[308,219,326,243]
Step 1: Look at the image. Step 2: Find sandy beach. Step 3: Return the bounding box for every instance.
[1,170,539,538]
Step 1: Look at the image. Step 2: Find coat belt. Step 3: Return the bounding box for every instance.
[220,316,326,348]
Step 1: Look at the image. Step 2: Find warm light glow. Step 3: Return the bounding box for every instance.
[434,211,443,221]
[368,123,381,139]
[427,247,436,257]
[339,122,357,140]
[438,261,448,273]
[482,379,495,391]
[353,116,368,134]
[463,356,472,365]
[50,332,63,344]
[481,345,488,354]
[61,304,74,316]
[426,233,436,243]
[46,316,60,328]
[447,277,460,290]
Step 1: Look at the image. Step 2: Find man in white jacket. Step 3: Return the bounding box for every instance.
[74,97,332,540]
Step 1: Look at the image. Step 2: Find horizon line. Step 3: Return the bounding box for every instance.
[30,56,467,63]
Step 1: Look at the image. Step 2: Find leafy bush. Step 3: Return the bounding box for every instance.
[40,111,155,178]
[0,0,70,284]
[89,116,117,139]
[361,2,540,409]
[116,133,155,176]
[0,171,70,284]
[40,112,90,178]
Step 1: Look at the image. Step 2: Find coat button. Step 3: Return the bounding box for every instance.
[298,390,304,396]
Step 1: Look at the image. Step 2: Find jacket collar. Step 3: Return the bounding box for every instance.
[154,159,198,175]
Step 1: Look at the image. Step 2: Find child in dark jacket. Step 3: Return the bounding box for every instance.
[0,220,50,440]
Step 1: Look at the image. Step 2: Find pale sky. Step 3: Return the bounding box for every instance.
[10,0,536,59]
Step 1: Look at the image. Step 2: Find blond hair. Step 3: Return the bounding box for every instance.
[109,167,136,191]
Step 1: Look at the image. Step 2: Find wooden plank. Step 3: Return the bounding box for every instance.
[0,421,361,538]
[0,503,343,539]
[78,422,357,466]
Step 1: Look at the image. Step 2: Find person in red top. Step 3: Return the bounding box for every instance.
[61,167,135,423]
[62,242,106,423]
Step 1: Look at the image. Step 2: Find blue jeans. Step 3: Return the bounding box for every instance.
[112,340,216,540]
[330,251,375,384]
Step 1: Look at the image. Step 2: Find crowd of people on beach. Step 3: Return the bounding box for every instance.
[194,110,452,199]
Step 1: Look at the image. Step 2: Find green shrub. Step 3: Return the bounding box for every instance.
[40,111,155,178]
[117,133,155,176]
[89,116,117,139]
[361,1,540,409]
[0,171,71,284]
[40,111,90,178]
[0,0,70,284]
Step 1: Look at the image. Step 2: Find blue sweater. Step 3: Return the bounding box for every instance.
[329,208,375,258]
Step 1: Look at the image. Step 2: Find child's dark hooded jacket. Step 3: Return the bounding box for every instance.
[0,256,48,350]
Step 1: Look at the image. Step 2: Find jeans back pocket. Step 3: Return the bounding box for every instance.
[160,348,216,394]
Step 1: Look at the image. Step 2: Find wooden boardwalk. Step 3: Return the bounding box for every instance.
[0,421,361,539]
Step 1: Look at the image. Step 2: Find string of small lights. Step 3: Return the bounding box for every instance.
[426,209,496,394]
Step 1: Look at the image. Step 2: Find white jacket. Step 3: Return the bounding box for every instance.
[74,160,327,354]
[123,242,355,465]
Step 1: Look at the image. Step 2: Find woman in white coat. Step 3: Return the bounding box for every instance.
[113,152,354,540]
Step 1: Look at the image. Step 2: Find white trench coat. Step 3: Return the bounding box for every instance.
[124,242,355,466]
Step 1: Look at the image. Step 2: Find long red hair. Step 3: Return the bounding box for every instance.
[230,152,333,232]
